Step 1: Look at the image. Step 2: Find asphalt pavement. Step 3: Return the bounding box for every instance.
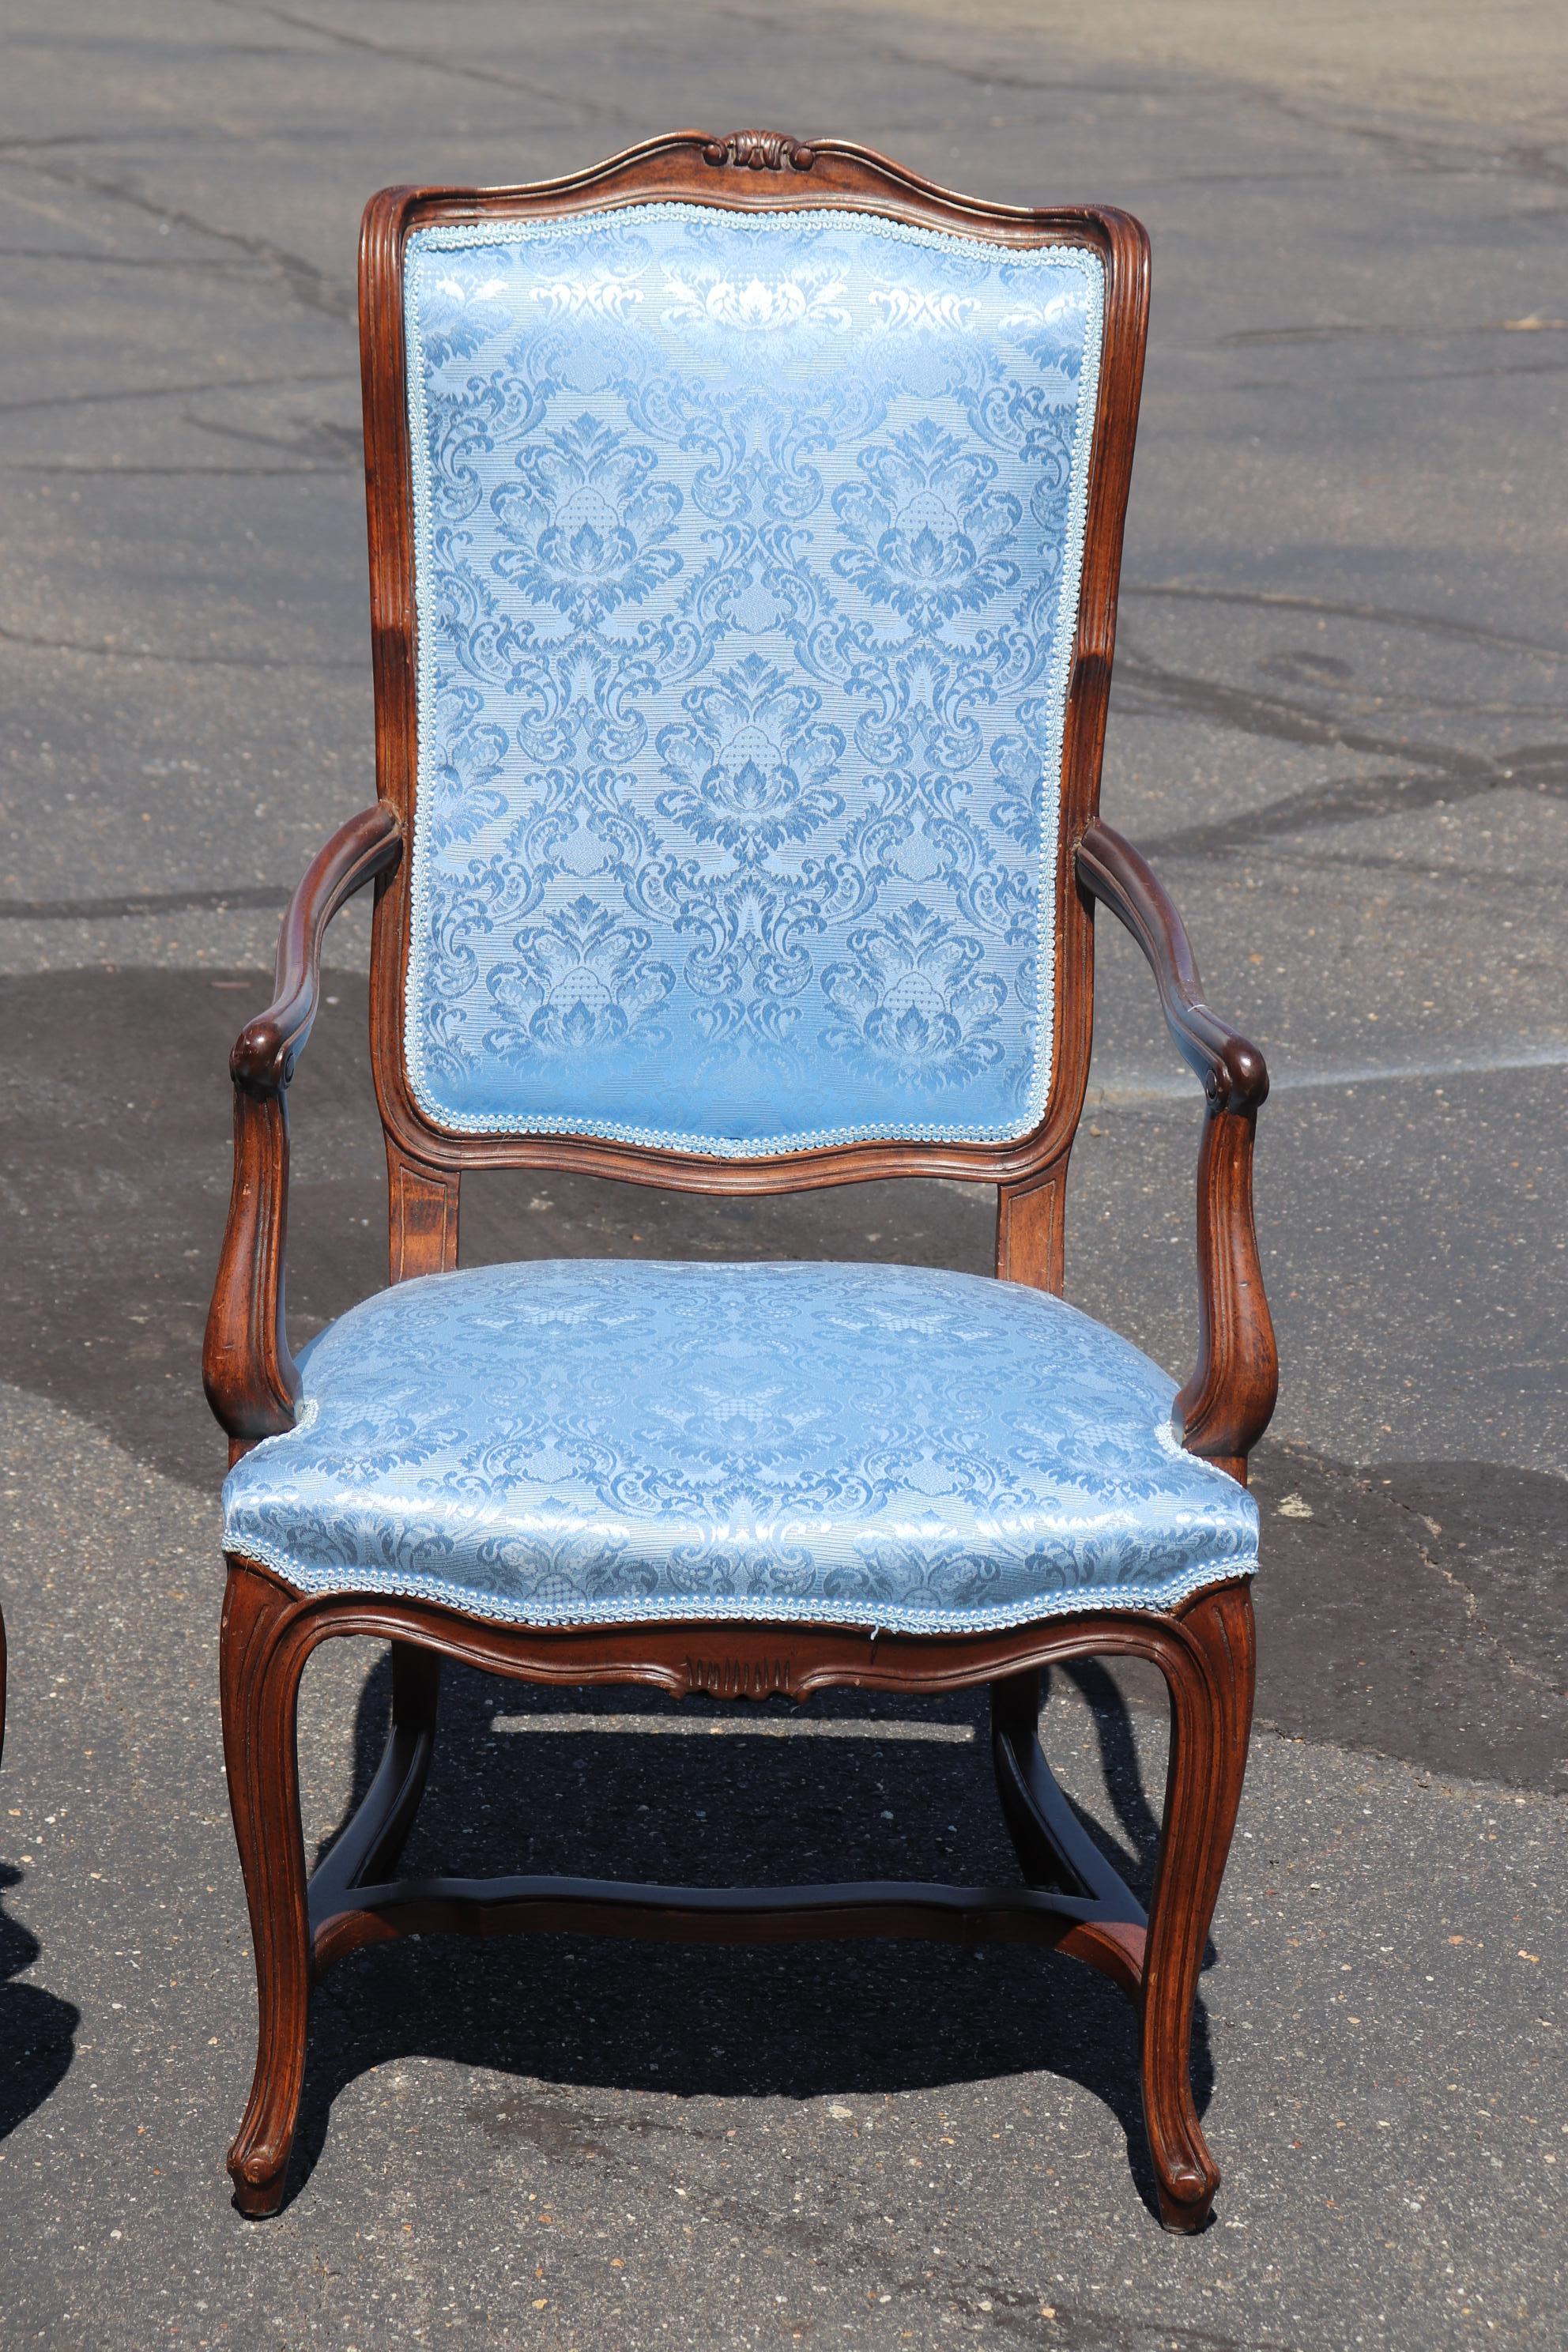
[0,5,1564,2347]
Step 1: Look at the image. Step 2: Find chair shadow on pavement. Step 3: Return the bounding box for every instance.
[0,1862,80,2141]
[277,1649,1217,2222]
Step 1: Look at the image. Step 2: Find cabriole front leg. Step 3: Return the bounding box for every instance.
[219,1559,315,2217]
[1138,1580,1255,2232]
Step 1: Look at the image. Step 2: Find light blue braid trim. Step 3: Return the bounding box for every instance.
[220,1538,1252,1636]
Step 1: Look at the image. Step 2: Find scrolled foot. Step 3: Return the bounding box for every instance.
[219,1563,316,2221]
[1152,2151,1219,2234]
[1138,1581,1253,2235]
[228,2138,290,2218]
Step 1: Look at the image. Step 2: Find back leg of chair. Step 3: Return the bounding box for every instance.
[308,1642,442,1918]
[991,1664,1137,1906]
[1138,1580,1255,2233]
[219,1559,315,2218]
[368,1642,440,1879]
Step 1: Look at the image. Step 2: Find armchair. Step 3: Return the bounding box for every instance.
[205,130,1276,2232]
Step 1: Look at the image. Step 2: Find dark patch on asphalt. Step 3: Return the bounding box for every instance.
[466,2088,615,2159]
[1245,1442,1563,1794]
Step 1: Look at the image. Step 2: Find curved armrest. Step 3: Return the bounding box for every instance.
[204,806,403,1449]
[1076,821,1278,1479]
[231,802,402,1095]
[1076,824,1267,1114]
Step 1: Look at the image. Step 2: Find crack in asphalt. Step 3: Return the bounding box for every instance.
[1216,841,1564,895]
[944,2287,1297,2352]
[0,130,126,153]
[1227,353,1568,394]
[0,460,349,477]
[0,620,358,671]
[0,243,266,272]
[214,0,634,122]
[1219,318,1568,348]
[1144,667,1565,723]
[1121,584,1568,665]
[1110,644,1567,851]
[1418,1545,1557,1694]
[1249,79,1568,195]
[1132,748,1566,857]
[0,886,291,921]
[12,152,355,322]
[703,0,1148,103]
[1396,1514,1561,1700]
[179,404,359,463]
[0,366,355,417]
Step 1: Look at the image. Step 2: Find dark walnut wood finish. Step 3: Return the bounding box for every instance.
[204,129,1276,2233]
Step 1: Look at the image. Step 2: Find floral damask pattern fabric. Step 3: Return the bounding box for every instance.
[222,1261,1258,1633]
[402,205,1103,1154]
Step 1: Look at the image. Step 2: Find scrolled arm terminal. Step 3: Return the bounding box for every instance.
[1075,822,1278,1479]
[204,805,403,1450]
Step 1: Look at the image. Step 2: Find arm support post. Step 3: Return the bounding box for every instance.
[204,805,403,1450]
[1075,822,1277,1480]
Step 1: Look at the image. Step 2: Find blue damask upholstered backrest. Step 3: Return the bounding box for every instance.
[402,204,1103,1158]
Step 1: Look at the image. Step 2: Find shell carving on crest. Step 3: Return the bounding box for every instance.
[701,129,816,173]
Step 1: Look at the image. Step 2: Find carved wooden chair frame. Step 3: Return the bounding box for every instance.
[204,130,1277,2232]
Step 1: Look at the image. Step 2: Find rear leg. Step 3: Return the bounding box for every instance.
[307,1642,441,1933]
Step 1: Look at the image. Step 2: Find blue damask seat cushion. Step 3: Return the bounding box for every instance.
[401,205,1103,1157]
[222,1261,1257,1633]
